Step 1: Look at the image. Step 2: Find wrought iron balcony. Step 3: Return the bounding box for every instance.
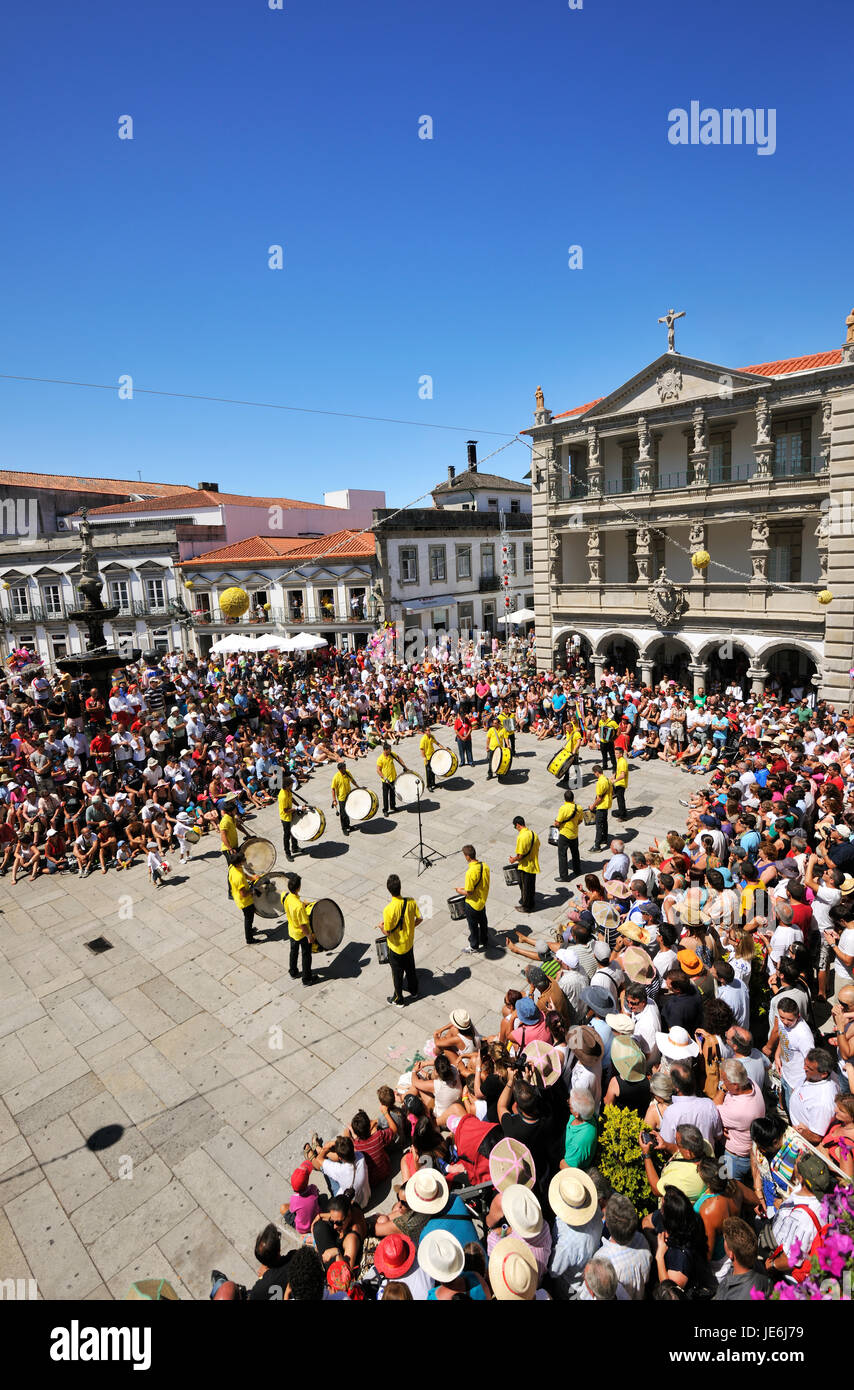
[478,575,501,592]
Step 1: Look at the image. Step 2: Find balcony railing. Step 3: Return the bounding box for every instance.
[192,604,371,627]
[598,455,822,497]
[5,603,66,625]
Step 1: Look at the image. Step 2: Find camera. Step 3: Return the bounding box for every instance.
[507,1052,528,1071]
[640,1128,655,1145]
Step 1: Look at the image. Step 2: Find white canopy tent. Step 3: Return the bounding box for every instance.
[209,633,259,654]
[501,607,536,624]
[252,632,291,651]
[283,632,328,652]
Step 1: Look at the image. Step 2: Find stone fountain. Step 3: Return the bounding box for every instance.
[55,508,136,702]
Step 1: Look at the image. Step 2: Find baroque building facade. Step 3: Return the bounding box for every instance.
[527,306,854,705]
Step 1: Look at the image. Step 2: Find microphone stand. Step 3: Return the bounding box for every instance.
[402,784,446,877]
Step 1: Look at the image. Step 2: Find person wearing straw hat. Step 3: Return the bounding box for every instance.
[489,1234,545,1300]
[563,1025,603,1105]
[547,1167,603,1299]
[408,1170,480,1249]
[486,1183,552,1281]
[420,1231,490,1300]
[602,1037,650,1115]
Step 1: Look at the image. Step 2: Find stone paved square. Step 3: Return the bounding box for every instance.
[0,734,683,1300]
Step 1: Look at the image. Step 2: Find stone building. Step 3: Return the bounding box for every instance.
[526,305,854,703]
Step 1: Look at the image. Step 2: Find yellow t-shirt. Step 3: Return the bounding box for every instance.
[486,727,507,752]
[515,828,540,874]
[377,753,397,784]
[566,726,582,756]
[556,802,580,841]
[594,774,613,810]
[383,895,418,954]
[419,732,436,763]
[277,787,293,822]
[283,890,312,941]
[464,859,490,911]
[220,812,239,855]
[614,756,629,789]
[331,769,354,803]
[229,863,254,908]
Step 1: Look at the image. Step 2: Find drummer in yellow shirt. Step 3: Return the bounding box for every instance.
[419,727,437,792]
[378,872,422,1007]
[219,800,239,902]
[510,815,540,913]
[486,719,509,781]
[556,721,583,789]
[376,742,398,817]
[278,777,297,861]
[281,871,318,986]
[590,762,614,852]
[455,843,490,953]
[554,790,582,881]
[330,760,355,836]
[228,847,258,945]
[613,751,630,822]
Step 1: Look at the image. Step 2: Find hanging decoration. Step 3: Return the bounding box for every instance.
[691,549,711,571]
[219,586,250,620]
[818,589,834,605]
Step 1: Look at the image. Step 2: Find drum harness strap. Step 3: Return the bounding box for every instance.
[386,897,414,950]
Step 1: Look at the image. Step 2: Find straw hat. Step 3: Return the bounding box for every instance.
[679,903,711,927]
[621,945,655,983]
[565,1025,602,1066]
[591,901,620,927]
[548,1167,599,1226]
[655,1025,700,1060]
[605,880,631,901]
[617,921,651,945]
[404,1169,449,1214]
[488,1236,539,1301]
[611,1036,647,1084]
[522,1040,563,1089]
[502,1183,544,1239]
[417,1230,465,1283]
[450,1008,472,1031]
[677,948,704,977]
[488,1137,536,1192]
[605,1012,636,1035]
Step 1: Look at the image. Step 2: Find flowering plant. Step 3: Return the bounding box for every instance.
[751,1181,854,1300]
[598,1104,655,1215]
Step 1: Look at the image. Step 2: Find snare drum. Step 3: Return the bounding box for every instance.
[503,863,520,886]
[253,871,290,918]
[491,746,513,778]
[184,827,201,844]
[395,771,424,805]
[308,898,345,950]
[241,836,277,877]
[547,746,574,778]
[292,806,326,844]
[430,747,459,779]
[547,826,560,847]
[344,787,378,823]
[447,893,467,921]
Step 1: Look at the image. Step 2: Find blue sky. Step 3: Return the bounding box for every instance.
[0,0,851,508]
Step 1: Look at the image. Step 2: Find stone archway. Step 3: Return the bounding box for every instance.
[645,635,693,689]
[700,638,754,697]
[554,629,593,675]
[596,634,640,679]
[762,645,819,702]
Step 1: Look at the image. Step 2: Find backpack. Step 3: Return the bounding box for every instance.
[771,1204,828,1284]
[451,1117,501,1185]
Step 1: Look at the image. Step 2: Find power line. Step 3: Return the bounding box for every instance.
[0,373,518,438]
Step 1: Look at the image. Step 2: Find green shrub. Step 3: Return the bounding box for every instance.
[597,1104,655,1215]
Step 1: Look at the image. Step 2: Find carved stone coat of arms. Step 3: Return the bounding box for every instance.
[648,569,688,627]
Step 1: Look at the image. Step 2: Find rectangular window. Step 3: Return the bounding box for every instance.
[651,534,665,581]
[144,576,166,610]
[481,545,495,578]
[768,522,802,582]
[456,545,472,580]
[9,585,29,618]
[400,547,418,583]
[433,608,449,632]
[251,590,268,610]
[17,632,35,650]
[708,430,732,484]
[41,584,63,618]
[773,417,812,476]
[621,443,638,493]
[109,579,130,612]
[458,601,474,634]
[510,498,521,513]
[628,531,638,583]
[487,498,498,511]
[50,634,68,660]
[523,542,534,573]
[151,628,169,652]
[429,545,447,583]
[193,591,212,616]
[481,600,496,635]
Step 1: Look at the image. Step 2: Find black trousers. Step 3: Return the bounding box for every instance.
[382,781,396,816]
[615,785,627,818]
[464,902,489,950]
[557,836,581,880]
[600,741,617,771]
[424,761,435,792]
[337,801,351,834]
[289,935,312,981]
[594,808,609,848]
[242,903,256,943]
[389,947,418,1001]
[519,868,536,912]
[281,820,296,858]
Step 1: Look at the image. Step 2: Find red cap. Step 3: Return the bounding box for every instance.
[291,1165,310,1193]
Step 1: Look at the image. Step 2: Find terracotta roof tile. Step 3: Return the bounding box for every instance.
[0,470,187,496]
[181,530,375,567]
[82,489,334,517]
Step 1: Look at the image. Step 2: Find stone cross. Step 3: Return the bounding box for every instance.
[658,308,685,353]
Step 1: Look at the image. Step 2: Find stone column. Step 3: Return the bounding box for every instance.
[688,661,709,697]
[753,395,773,480]
[818,397,832,477]
[587,426,602,498]
[550,532,563,587]
[688,521,706,585]
[635,528,651,583]
[747,664,769,697]
[749,516,770,585]
[587,526,603,585]
[689,406,709,487]
[593,656,605,685]
[637,417,654,492]
[639,659,654,688]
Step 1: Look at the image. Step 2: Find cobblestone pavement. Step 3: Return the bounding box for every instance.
[0,733,686,1299]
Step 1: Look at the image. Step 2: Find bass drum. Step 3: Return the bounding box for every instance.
[344,787,378,823]
[395,771,424,805]
[292,806,326,844]
[547,746,574,778]
[253,871,290,919]
[430,748,459,779]
[490,746,512,777]
[308,898,345,950]
[242,836,277,877]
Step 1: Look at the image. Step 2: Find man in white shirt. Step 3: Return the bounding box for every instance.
[765,1154,832,1279]
[774,1001,816,1112]
[594,1193,651,1300]
[623,983,661,1066]
[788,1048,841,1143]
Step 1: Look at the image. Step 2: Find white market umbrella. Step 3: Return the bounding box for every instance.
[501,607,536,624]
[284,632,328,652]
[210,633,259,653]
[253,632,291,651]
